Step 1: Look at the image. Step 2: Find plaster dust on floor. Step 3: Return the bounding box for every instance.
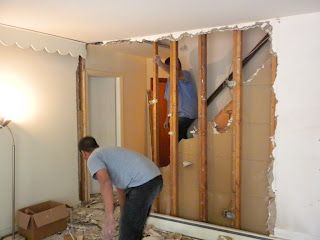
[10,194,196,240]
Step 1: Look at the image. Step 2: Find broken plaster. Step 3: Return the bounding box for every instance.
[100,20,274,45]
[149,98,158,105]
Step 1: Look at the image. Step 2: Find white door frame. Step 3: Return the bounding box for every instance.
[80,68,123,197]
[85,68,123,147]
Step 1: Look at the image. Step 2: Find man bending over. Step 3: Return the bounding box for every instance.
[78,136,163,240]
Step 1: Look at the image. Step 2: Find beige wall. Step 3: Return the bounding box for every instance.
[86,45,147,154]
[0,45,79,236]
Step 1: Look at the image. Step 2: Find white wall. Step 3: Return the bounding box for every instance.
[272,12,320,240]
[0,44,79,236]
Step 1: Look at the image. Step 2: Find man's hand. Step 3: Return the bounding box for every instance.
[153,55,162,65]
[103,216,116,240]
[153,55,170,73]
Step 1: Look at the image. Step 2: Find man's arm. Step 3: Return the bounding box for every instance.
[154,55,183,78]
[116,188,125,211]
[154,55,170,73]
[96,169,116,239]
[96,169,114,217]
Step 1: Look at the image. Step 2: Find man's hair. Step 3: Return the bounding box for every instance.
[164,57,182,70]
[78,136,99,152]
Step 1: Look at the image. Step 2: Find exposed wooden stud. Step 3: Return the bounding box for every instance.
[231,30,242,229]
[76,57,82,201]
[152,42,160,212]
[170,41,179,216]
[198,34,208,222]
[78,56,90,202]
[152,42,160,167]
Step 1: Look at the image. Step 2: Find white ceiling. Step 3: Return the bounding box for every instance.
[1,0,320,43]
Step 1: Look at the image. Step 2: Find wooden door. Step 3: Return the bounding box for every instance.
[151,78,170,167]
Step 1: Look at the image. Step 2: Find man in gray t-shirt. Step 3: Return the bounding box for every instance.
[78,136,162,240]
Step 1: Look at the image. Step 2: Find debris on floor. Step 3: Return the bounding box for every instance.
[12,194,196,240]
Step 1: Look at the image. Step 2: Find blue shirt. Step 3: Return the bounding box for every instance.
[164,70,198,119]
[87,147,161,189]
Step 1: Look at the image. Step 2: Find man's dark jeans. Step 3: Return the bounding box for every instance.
[179,117,195,141]
[119,175,163,240]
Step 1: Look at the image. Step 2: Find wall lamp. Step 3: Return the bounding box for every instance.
[0,117,16,239]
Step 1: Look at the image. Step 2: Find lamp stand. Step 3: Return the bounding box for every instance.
[2,126,16,239]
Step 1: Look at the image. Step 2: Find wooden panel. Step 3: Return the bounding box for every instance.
[198,34,208,222]
[150,78,170,168]
[170,41,178,216]
[231,30,242,228]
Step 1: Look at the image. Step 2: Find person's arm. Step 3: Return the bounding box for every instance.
[96,169,116,239]
[116,188,125,211]
[154,55,170,73]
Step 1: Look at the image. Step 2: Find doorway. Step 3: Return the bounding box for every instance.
[87,75,122,193]
[151,77,170,167]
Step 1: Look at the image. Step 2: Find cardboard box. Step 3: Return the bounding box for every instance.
[17,201,70,240]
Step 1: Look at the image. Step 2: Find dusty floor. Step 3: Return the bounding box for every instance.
[13,194,196,240]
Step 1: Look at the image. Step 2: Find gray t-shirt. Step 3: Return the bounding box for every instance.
[87,147,161,189]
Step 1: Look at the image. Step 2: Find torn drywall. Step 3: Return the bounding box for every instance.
[98,18,278,236]
[147,27,275,235]
[102,21,272,44]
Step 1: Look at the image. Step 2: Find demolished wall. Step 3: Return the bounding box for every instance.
[146,27,273,235]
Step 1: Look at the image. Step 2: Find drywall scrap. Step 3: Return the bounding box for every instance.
[11,194,196,240]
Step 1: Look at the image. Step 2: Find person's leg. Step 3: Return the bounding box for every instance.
[119,176,163,240]
[178,117,195,141]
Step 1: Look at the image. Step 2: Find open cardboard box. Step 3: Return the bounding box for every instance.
[17,201,70,240]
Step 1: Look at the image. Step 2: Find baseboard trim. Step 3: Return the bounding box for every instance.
[148,213,282,240]
[273,228,318,240]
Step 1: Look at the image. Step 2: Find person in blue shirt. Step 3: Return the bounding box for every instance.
[78,136,162,240]
[154,55,198,141]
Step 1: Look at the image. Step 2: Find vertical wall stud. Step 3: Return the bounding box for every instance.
[198,34,208,222]
[170,41,179,216]
[231,30,242,228]
[78,56,90,202]
[152,42,160,212]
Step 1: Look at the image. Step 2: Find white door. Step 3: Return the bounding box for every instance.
[88,76,118,194]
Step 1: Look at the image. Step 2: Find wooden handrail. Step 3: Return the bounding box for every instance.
[206,34,270,106]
